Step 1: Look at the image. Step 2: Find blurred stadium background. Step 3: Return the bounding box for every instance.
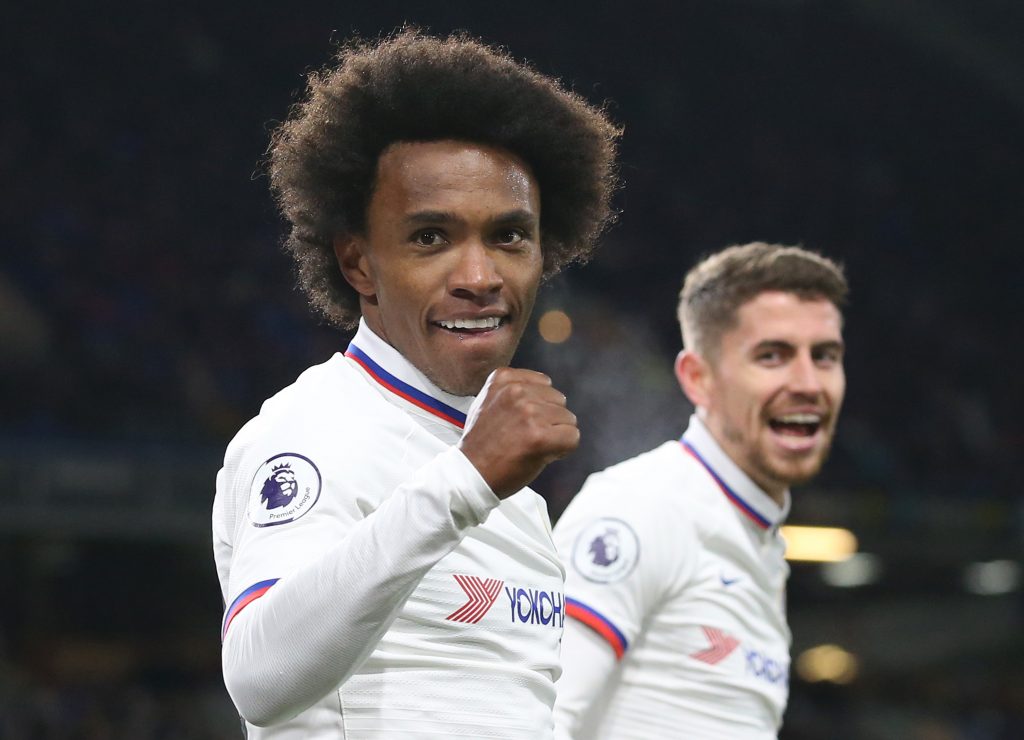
[2,1,1022,737]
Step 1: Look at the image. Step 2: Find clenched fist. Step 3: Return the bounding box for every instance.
[458,368,579,498]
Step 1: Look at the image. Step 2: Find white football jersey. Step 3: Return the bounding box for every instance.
[213,320,565,738]
[553,415,791,739]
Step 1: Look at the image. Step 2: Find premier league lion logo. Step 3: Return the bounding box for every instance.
[260,463,298,510]
[248,453,322,527]
[589,529,621,566]
[573,518,638,583]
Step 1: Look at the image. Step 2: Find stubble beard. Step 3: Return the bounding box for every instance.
[754,428,836,490]
[423,349,505,397]
[722,418,837,493]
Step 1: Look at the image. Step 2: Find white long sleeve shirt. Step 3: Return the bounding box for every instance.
[213,321,565,738]
[553,416,791,739]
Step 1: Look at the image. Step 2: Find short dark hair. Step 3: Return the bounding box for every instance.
[268,29,621,328]
[678,242,848,358]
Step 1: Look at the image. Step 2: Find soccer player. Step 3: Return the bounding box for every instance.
[552,243,848,739]
[212,31,619,738]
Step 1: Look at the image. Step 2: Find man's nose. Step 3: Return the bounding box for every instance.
[789,353,824,395]
[448,242,503,296]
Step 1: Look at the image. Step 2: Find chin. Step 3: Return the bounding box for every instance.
[773,458,828,488]
[430,366,490,397]
[444,378,486,397]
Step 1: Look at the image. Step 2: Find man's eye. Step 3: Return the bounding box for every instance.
[495,228,525,245]
[757,351,782,364]
[414,230,446,247]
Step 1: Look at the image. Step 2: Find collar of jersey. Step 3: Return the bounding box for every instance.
[680,414,791,531]
[344,319,473,430]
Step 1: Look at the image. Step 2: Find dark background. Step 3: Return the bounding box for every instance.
[2,1,1022,737]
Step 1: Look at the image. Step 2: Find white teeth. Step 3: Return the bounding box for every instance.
[437,317,502,330]
[776,413,821,423]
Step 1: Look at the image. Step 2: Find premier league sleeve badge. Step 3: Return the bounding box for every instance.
[247,453,322,527]
[571,518,640,583]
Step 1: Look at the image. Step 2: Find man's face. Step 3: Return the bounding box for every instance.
[700,291,846,497]
[342,140,543,396]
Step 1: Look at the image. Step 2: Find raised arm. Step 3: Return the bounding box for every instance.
[220,447,493,726]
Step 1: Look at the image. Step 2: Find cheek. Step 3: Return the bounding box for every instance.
[502,256,543,307]
[376,264,431,305]
[715,388,754,429]
[828,374,847,406]
[718,372,772,417]
[511,251,543,284]
[521,273,542,308]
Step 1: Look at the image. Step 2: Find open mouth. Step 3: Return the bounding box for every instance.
[434,316,504,334]
[768,413,822,438]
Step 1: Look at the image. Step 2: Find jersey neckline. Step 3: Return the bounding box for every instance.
[678,416,790,531]
[343,320,474,430]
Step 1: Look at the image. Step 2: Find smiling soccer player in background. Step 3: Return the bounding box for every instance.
[553,242,847,739]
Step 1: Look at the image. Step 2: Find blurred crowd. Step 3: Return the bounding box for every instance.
[2,4,1018,500]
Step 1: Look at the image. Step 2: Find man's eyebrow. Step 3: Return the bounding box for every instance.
[752,340,795,352]
[751,339,845,353]
[404,210,462,225]
[490,209,539,226]
[403,209,539,227]
[813,340,845,352]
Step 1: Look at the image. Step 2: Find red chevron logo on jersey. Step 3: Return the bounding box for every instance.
[690,626,741,665]
[446,574,504,623]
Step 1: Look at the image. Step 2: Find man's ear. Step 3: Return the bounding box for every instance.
[675,349,712,409]
[334,235,376,298]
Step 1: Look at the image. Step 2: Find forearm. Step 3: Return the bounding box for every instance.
[554,617,619,739]
[222,447,498,726]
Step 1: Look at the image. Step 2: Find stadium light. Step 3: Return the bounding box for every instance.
[795,644,859,684]
[963,559,1021,596]
[781,525,857,562]
[538,309,573,344]
[820,552,883,587]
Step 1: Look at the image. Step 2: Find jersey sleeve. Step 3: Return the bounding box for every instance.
[552,462,698,659]
[553,613,619,739]
[216,430,499,728]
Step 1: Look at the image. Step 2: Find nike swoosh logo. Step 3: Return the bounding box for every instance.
[720,575,740,586]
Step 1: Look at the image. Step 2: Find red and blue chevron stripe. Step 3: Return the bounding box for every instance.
[680,439,771,530]
[566,598,629,659]
[345,343,467,429]
[222,578,279,640]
